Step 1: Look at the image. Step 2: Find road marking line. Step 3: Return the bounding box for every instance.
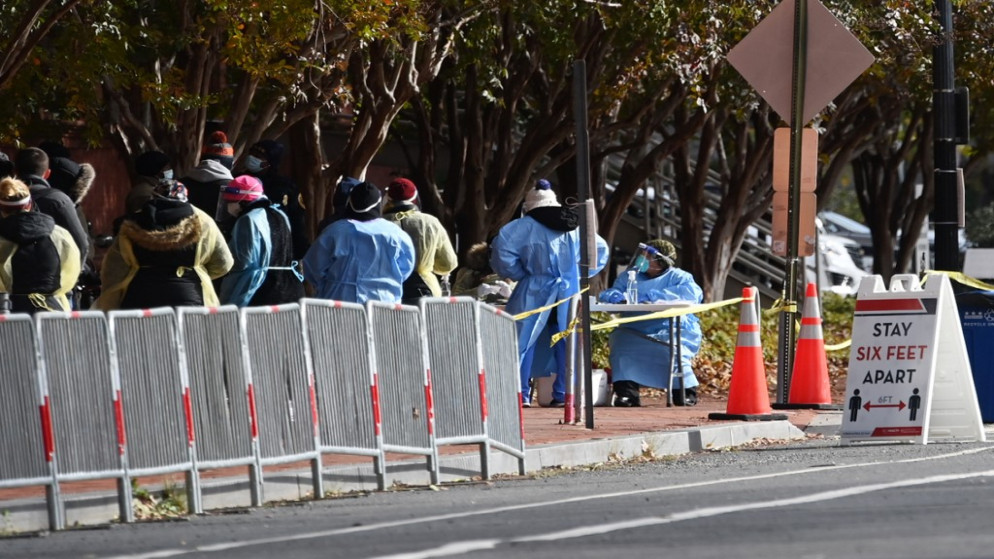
[107,446,993,559]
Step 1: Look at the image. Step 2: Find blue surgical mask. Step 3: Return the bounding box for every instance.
[245,155,264,173]
[161,169,174,180]
[633,255,650,273]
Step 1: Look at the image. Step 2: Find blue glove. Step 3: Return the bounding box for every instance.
[600,289,625,304]
[641,289,666,303]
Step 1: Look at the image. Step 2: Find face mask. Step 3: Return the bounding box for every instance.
[161,169,174,180]
[632,255,650,273]
[245,155,264,173]
[227,202,243,217]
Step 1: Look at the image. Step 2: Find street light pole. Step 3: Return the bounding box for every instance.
[933,0,960,271]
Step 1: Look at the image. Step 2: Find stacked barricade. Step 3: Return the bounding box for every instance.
[0,298,524,531]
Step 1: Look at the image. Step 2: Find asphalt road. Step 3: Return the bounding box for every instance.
[4,438,994,559]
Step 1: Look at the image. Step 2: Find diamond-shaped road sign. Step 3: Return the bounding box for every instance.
[727,0,874,124]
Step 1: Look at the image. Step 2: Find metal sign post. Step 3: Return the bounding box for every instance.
[573,59,596,429]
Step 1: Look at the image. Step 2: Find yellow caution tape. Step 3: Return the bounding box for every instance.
[927,270,994,291]
[590,297,743,332]
[550,315,582,346]
[825,339,852,352]
[512,287,588,321]
[766,297,797,315]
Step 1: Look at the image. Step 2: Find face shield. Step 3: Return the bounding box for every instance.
[628,243,659,273]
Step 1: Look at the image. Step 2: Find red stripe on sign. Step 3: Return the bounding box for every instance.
[425,369,435,436]
[114,390,127,455]
[370,374,382,436]
[183,387,195,446]
[247,384,259,439]
[872,426,923,437]
[39,396,55,461]
[478,369,488,422]
[855,299,924,312]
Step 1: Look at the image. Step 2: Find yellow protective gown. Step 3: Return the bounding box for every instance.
[383,208,457,296]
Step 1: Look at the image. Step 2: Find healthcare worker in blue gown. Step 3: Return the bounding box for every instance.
[490,179,608,407]
[598,239,703,407]
[303,181,415,304]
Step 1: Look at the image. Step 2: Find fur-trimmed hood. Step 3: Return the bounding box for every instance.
[48,158,95,204]
[120,204,202,251]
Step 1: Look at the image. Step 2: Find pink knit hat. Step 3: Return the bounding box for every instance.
[222,175,264,203]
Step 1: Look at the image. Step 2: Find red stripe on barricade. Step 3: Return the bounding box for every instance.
[114,390,127,455]
[183,387,195,446]
[39,396,55,462]
[270,305,280,313]
[424,369,435,436]
[142,309,152,318]
[208,307,219,314]
[370,374,382,436]
[308,375,320,437]
[247,384,259,439]
[478,369,488,422]
[71,311,81,319]
[563,394,575,424]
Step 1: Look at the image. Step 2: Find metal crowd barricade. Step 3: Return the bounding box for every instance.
[35,311,130,525]
[241,304,322,500]
[300,299,386,490]
[367,302,438,484]
[108,308,200,515]
[420,297,493,478]
[477,304,526,474]
[177,306,262,506]
[0,314,59,530]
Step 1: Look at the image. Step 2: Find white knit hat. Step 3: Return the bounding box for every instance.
[523,179,559,213]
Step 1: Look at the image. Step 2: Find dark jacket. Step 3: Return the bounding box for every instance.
[180,159,232,223]
[0,210,80,313]
[20,174,89,266]
[252,171,310,259]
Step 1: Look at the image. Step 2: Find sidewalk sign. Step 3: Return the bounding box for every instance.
[841,273,985,444]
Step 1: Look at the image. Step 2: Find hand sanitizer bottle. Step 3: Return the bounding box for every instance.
[625,270,638,304]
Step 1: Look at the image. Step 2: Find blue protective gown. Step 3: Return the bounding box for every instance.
[303,218,415,304]
[490,216,608,403]
[598,267,704,389]
[219,206,276,307]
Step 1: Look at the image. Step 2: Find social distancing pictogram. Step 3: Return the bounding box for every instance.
[841,273,985,444]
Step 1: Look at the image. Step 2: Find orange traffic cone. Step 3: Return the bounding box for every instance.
[774,283,842,410]
[709,286,787,421]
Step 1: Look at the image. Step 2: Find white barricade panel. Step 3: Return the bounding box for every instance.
[368,303,433,454]
[109,308,192,472]
[0,315,49,485]
[36,312,122,476]
[242,304,317,461]
[178,307,254,465]
[421,298,484,442]
[301,299,379,453]
[478,305,525,454]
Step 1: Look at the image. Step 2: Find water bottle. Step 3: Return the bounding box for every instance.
[625,270,638,304]
[440,274,451,297]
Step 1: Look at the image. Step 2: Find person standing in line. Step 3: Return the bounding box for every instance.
[181,131,235,230]
[124,150,174,215]
[47,155,99,308]
[303,181,414,305]
[316,176,362,233]
[382,178,457,304]
[0,178,80,314]
[241,140,310,259]
[13,147,89,267]
[95,179,233,310]
[218,175,304,307]
[490,179,608,407]
[597,239,704,406]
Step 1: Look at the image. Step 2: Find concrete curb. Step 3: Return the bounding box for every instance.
[0,420,805,534]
